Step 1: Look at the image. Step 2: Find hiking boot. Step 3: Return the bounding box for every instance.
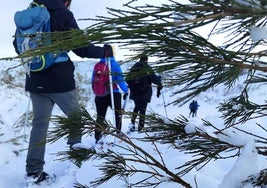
[26,171,50,184]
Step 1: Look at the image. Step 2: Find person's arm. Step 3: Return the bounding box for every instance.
[111,58,128,93]
[151,72,162,86]
[73,45,106,59]
[147,65,162,97]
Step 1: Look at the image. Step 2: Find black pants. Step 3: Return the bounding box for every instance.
[132,98,148,131]
[95,92,122,141]
[189,109,197,117]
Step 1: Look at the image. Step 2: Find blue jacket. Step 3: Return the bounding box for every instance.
[91,57,128,94]
[189,100,199,111]
[13,0,106,93]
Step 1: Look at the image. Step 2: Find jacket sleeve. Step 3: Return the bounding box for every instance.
[73,45,105,59]
[111,58,128,93]
[147,65,162,86]
[151,74,162,86]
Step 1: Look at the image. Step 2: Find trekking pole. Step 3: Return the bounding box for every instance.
[107,57,116,126]
[21,93,31,151]
[161,88,168,118]
[23,94,31,139]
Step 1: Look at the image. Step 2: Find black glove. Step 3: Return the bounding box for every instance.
[123,93,128,100]
[156,86,163,98]
[103,44,113,57]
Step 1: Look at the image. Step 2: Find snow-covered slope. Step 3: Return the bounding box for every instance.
[0,60,266,188]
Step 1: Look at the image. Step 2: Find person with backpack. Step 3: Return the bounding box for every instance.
[92,57,129,144]
[189,100,199,117]
[13,0,114,184]
[126,55,162,132]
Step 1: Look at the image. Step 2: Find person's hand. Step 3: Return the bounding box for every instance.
[123,93,128,100]
[156,86,163,98]
[103,44,113,57]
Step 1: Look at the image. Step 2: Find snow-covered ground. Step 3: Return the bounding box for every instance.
[0,60,266,188]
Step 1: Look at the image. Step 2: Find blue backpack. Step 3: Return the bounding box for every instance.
[14,2,68,73]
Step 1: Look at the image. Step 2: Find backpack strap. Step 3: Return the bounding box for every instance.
[29,2,45,8]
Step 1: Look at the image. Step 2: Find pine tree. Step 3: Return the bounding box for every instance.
[5,0,267,187]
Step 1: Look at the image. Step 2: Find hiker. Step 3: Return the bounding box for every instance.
[13,0,114,183]
[189,100,199,117]
[126,55,162,132]
[92,57,129,144]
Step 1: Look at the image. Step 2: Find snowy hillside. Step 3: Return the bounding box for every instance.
[0,60,266,188]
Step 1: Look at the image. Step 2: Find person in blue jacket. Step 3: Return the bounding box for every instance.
[91,57,129,144]
[126,55,162,132]
[189,100,199,117]
[13,0,113,183]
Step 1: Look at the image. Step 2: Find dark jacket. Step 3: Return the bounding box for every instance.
[189,100,199,111]
[126,61,161,103]
[13,0,106,93]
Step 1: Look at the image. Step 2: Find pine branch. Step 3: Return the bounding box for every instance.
[242,169,267,187]
[51,106,192,188]
[5,1,267,187]
[51,106,247,187]
[140,115,242,175]
[5,0,267,108]
[218,88,267,127]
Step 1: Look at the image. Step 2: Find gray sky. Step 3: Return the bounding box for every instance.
[0,0,169,61]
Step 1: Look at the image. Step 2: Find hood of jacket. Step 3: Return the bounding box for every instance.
[34,0,66,11]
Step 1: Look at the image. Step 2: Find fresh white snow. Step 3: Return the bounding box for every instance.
[0,60,266,188]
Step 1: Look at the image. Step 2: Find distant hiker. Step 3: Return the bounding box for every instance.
[189,100,199,117]
[13,0,114,184]
[126,55,162,132]
[92,57,129,144]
